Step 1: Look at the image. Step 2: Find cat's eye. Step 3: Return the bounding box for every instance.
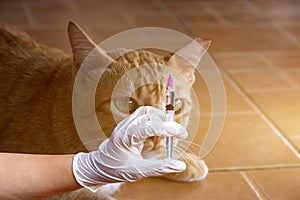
[174,98,183,113]
[114,97,138,113]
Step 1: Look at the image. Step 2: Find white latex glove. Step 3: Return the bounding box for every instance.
[73,106,188,192]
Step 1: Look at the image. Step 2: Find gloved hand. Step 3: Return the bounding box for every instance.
[72,106,188,192]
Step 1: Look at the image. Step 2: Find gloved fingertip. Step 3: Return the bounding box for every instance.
[169,160,187,171]
[163,159,186,173]
[135,106,147,114]
[163,122,188,139]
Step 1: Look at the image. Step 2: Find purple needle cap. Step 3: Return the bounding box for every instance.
[167,74,173,88]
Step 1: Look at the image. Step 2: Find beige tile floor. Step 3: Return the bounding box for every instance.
[1,0,300,199]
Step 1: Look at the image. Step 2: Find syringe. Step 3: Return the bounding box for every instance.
[165,74,175,158]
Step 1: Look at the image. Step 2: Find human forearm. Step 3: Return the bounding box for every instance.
[0,106,189,199]
[0,153,81,200]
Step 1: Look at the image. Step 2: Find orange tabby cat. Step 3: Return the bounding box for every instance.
[0,22,209,200]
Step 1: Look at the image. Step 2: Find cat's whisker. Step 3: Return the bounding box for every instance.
[174,138,215,160]
[176,138,209,151]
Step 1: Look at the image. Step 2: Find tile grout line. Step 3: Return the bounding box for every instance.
[66,0,80,16]
[153,0,193,35]
[214,51,300,58]
[241,171,269,200]
[210,164,300,172]
[272,23,300,49]
[260,53,300,89]
[245,87,298,93]
[257,53,276,71]
[22,1,37,28]
[218,52,300,75]
[201,2,231,26]
[272,71,300,90]
[201,111,256,116]
[244,0,261,13]
[225,68,274,74]
[221,68,300,158]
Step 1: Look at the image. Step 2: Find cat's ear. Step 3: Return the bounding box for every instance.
[168,38,211,85]
[68,21,113,75]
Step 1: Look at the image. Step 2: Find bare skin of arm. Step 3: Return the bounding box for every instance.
[0,153,82,200]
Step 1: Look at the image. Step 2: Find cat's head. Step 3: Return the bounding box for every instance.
[68,22,210,154]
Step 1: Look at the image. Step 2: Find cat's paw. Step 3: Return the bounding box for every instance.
[97,183,122,196]
[164,153,208,182]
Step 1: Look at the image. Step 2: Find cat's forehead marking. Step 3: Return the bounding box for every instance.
[111,63,190,99]
[111,63,167,95]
